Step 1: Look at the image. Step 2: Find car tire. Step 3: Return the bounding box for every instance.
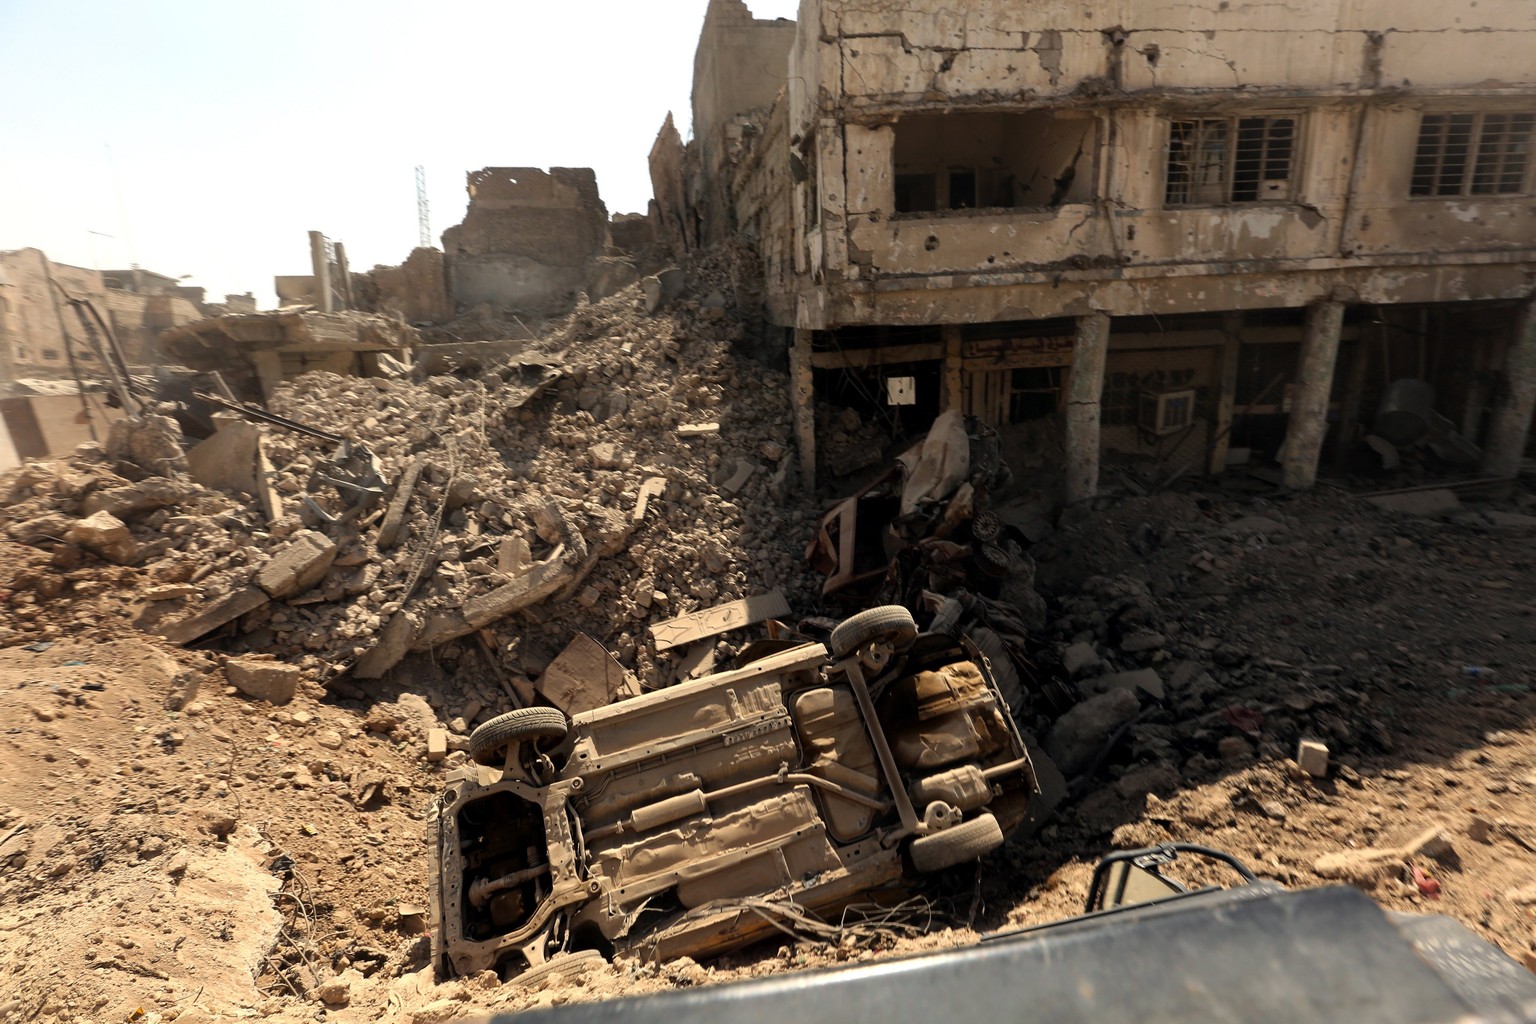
[909,812,1005,872]
[829,605,918,659]
[468,707,569,767]
[511,949,605,987]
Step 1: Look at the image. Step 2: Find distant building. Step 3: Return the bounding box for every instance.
[0,248,209,383]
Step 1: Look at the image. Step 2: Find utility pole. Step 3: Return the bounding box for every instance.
[416,165,431,249]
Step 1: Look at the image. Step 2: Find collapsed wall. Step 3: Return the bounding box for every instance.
[443,167,611,316]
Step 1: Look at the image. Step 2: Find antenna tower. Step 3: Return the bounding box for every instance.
[415,165,431,248]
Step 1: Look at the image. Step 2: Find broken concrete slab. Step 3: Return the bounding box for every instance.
[497,533,532,576]
[537,633,639,715]
[1043,688,1140,777]
[159,585,270,646]
[353,611,423,680]
[633,476,667,522]
[376,456,428,550]
[65,511,138,564]
[1099,668,1164,700]
[648,591,792,653]
[255,530,338,600]
[677,422,719,438]
[1062,642,1101,678]
[225,656,301,705]
[672,642,717,684]
[412,553,578,652]
[1367,489,1461,516]
[721,459,759,495]
[81,476,201,519]
[186,419,282,523]
[641,267,686,313]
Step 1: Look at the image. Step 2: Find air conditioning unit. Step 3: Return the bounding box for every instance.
[1140,388,1196,436]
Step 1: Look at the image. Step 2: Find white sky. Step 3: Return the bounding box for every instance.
[0,0,801,307]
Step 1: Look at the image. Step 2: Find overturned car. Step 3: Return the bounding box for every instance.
[429,606,1045,982]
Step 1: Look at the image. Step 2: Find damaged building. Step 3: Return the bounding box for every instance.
[681,0,1536,495]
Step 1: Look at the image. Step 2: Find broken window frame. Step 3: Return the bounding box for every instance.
[1410,111,1535,198]
[1163,113,1302,208]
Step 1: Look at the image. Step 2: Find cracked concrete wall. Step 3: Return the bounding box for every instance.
[691,0,798,244]
[443,167,610,316]
[736,0,1536,330]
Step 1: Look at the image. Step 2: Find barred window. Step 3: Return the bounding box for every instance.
[1166,116,1297,206]
[1411,112,1534,197]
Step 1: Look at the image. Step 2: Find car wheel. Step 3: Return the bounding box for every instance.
[468,707,569,767]
[829,605,918,659]
[909,812,1005,873]
[511,949,605,987]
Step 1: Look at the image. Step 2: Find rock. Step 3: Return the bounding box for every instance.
[1099,668,1163,700]
[317,975,352,1007]
[1468,816,1495,844]
[255,530,338,600]
[1296,738,1330,778]
[1507,885,1536,905]
[354,611,423,680]
[64,511,137,564]
[1043,689,1140,777]
[1114,762,1180,801]
[225,657,301,705]
[1217,736,1252,762]
[427,729,449,762]
[721,459,758,495]
[1402,826,1455,860]
[316,730,344,751]
[678,422,720,438]
[1061,642,1101,678]
[1119,630,1166,654]
[591,442,624,470]
[145,584,199,601]
[164,670,202,712]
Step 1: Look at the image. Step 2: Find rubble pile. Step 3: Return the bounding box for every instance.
[0,244,823,693]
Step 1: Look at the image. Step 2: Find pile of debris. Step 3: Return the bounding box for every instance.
[0,245,823,704]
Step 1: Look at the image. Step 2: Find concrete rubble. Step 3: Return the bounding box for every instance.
[0,244,824,696]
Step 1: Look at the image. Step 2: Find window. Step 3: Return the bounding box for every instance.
[41,348,60,361]
[892,111,1097,214]
[1411,112,1534,197]
[1165,116,1297,206]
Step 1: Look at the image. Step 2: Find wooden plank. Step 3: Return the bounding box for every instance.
[648,591,791,654]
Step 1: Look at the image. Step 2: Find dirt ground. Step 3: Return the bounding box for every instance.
[1,480,1534,1023]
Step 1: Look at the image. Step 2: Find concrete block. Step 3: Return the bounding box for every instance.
[255,530,338,600]
[65,511,138,564]
[225,656,301,705]
[1062,642,1101,678]
[1296,738,1330,778]
[353,611,422,680]
[426,729,449,762]
[641,267,686,313]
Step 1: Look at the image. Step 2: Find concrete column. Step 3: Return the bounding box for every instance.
[1281,299,1346,490]
[1482,298,1536,478]
[308,231,333,313]
[941,324,964,413]
[1208,314,1241,475]
[1461,336,1490,442]
[1064,312,1110,504]
[1332,313,1374,467]
[790,329,818,493]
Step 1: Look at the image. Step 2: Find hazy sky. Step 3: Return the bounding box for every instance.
[0,0,800,306]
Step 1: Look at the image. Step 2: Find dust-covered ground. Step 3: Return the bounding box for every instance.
[2,478,1534,1023]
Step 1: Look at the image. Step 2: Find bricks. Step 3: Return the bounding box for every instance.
[1296,738,1330,778]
